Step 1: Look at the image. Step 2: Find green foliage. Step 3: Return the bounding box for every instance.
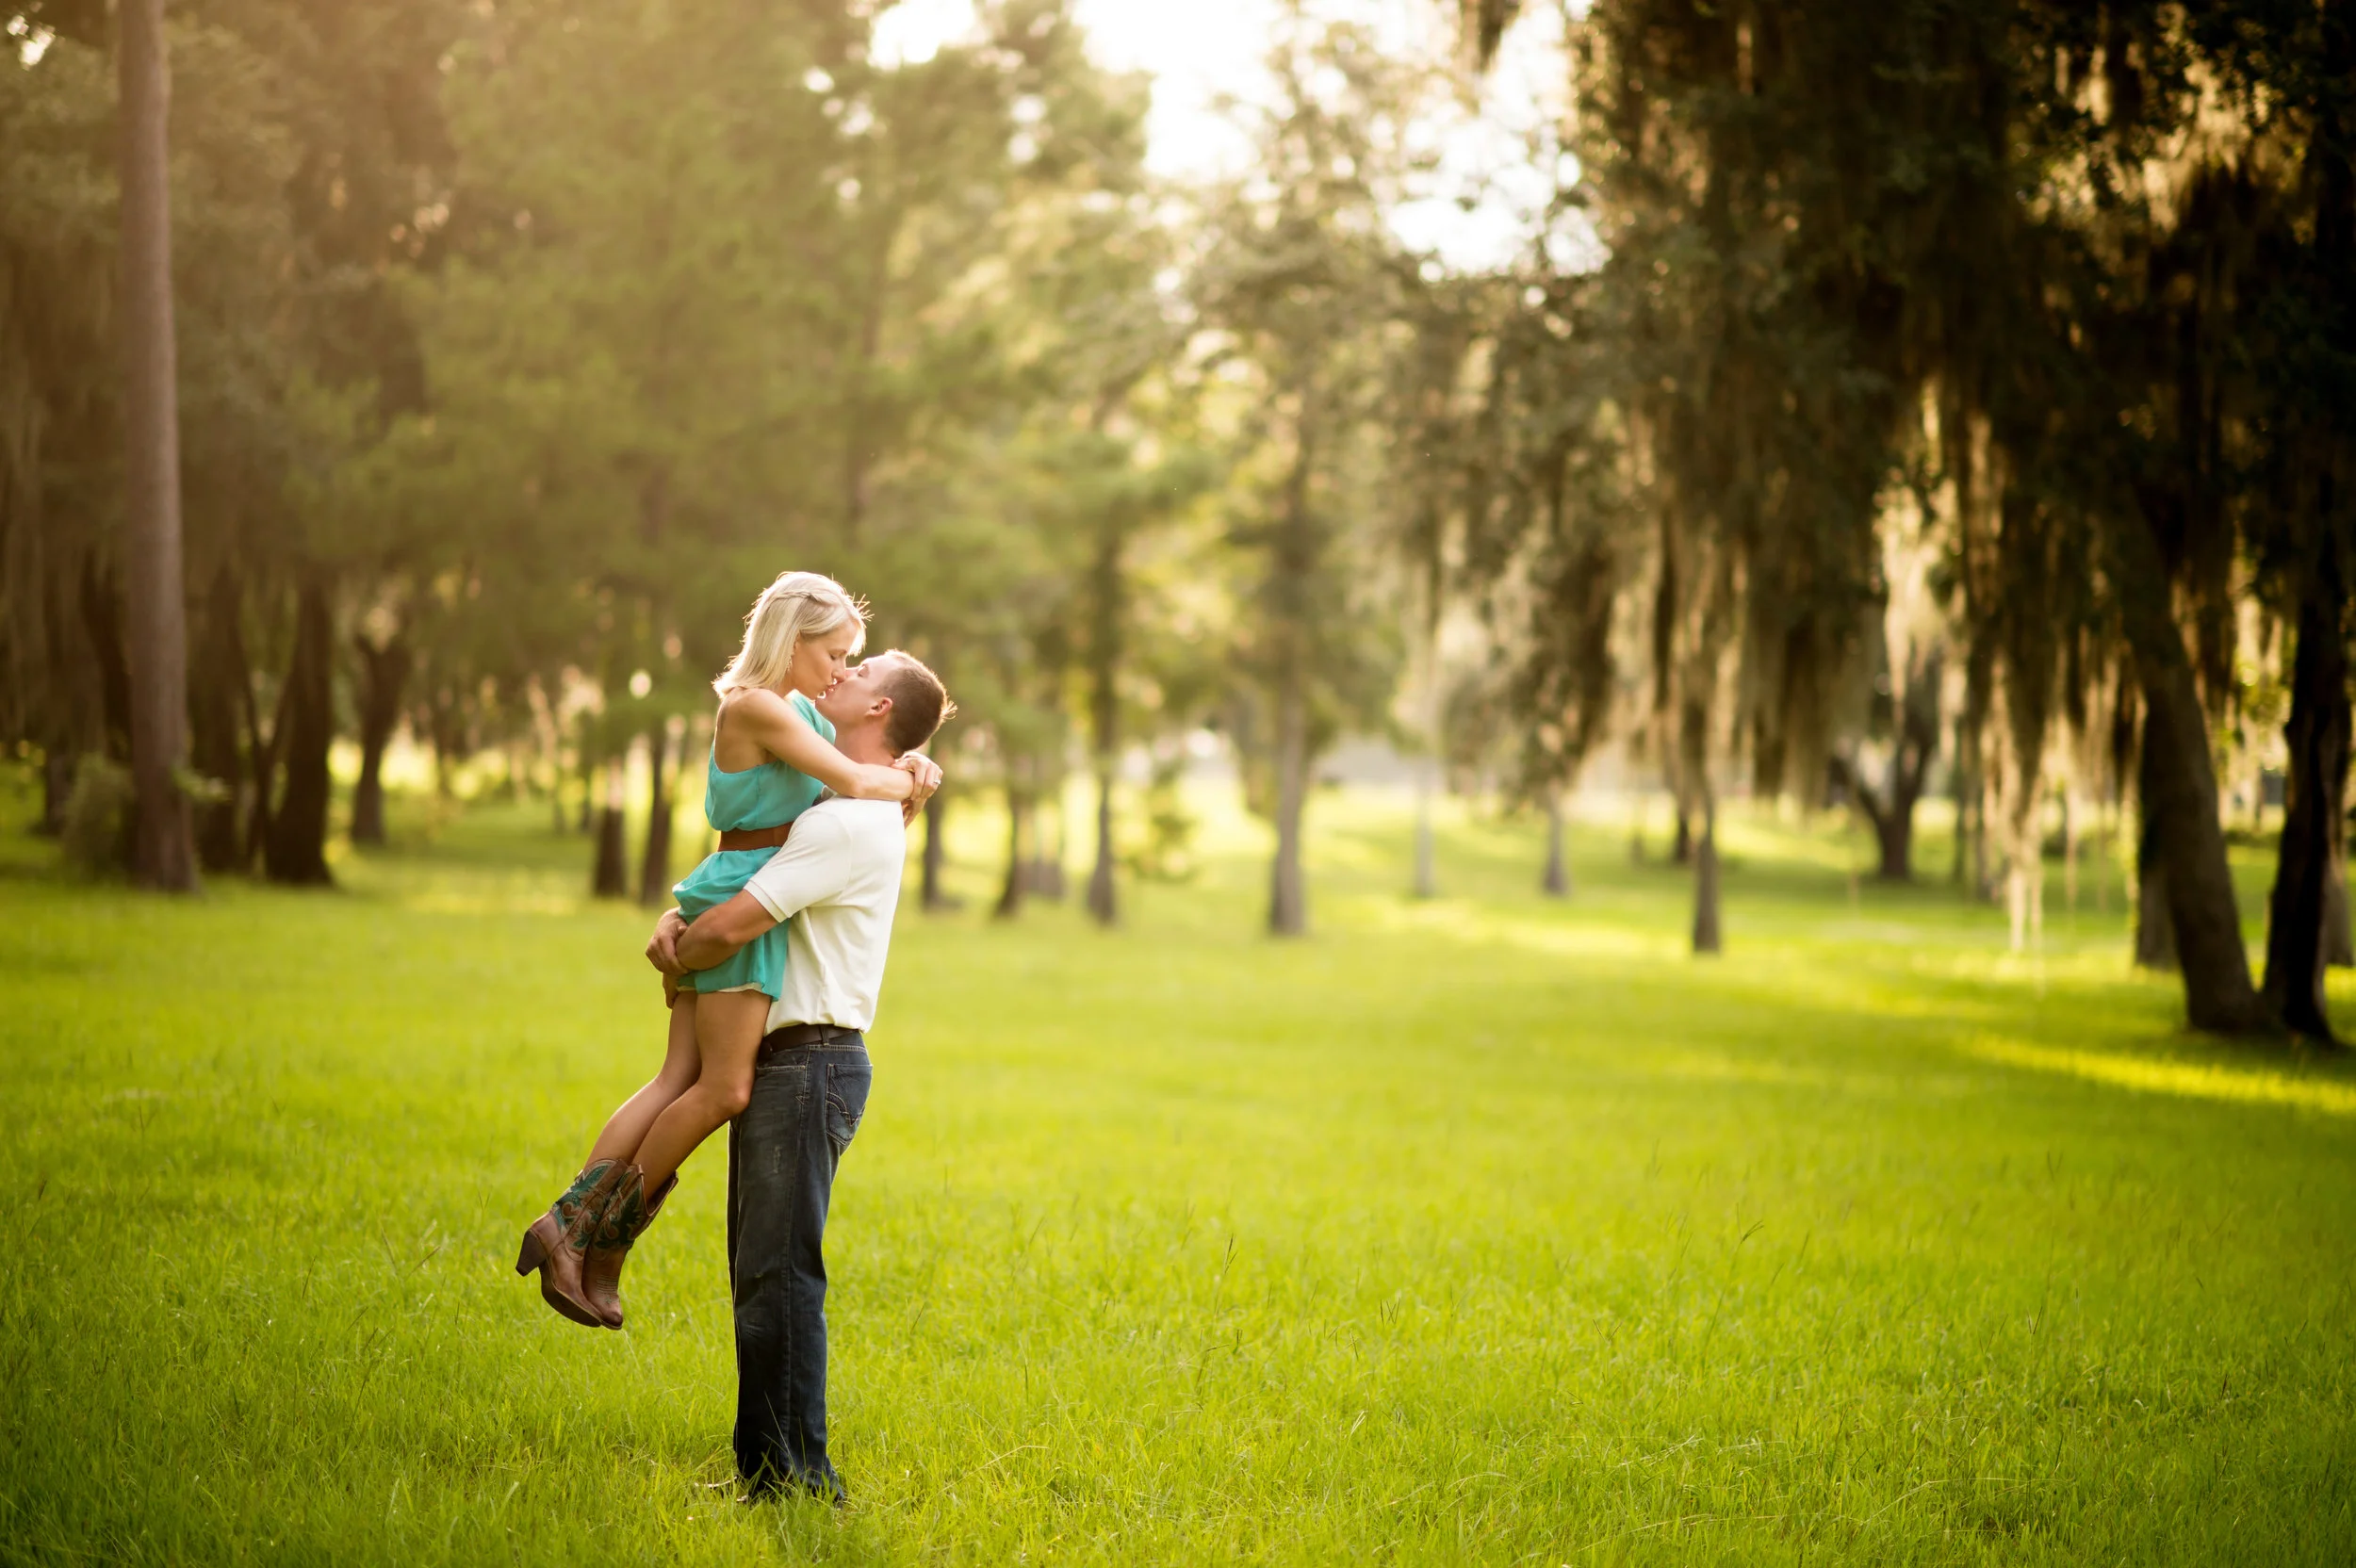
[56,752,130,872]
[1192,11,1430,838]
[1123,751,1201,881]
[1445,0,2354,1008]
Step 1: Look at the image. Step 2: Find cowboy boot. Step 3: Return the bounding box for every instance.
[581,1166,675,1330]
[515,1159,626,1328]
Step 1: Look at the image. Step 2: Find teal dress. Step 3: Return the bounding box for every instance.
[673,692,832,998]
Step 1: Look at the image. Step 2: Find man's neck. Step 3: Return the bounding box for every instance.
[835,725,895,769]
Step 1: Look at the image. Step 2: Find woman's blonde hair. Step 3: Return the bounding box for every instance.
[713,571,868,695]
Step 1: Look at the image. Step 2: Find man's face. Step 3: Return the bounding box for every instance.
[816,654,894,730]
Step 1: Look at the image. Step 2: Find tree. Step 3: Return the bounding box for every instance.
[1072,429,1209,926]
[0,9,120,832]
[2240,0,2356,1044]
[350,623,413,847]
[116,0,195,890]
[1197,9,1417,935]
[1463,0,2318,1024]
[0,0,472,887]
[1831,583,1943,886]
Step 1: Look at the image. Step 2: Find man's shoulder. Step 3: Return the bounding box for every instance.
[803,797,908,846]
[805,795,901,822]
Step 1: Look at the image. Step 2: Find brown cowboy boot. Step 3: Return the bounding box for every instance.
[515,1159,626,1328]
[580,1166,675,1330]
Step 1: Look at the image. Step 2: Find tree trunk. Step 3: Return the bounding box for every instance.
[590,759,628,898]
[40,748,74,836]
[1412,783,1437,897]
[350,629,412,848]
[2261,556,2349,1042]
[1833,752,1920,883]
[1088,765,1118,925]
[548,698,568,832]
[1972,777,1995,899]
[262,576,335,887]
[1086,517,1123,925]
[118,0,195,891]
[1027,796,1066,899]
[1413,769,1437,899]
[923,788,955,910]
[2126,583,2267,1030]
[1692,793,1722,955]
[994,789,1028,920]
[1670,801,1693,865]
[1950,713,1972,888]
[2317,0,2356,979]
[1956,636,1997,895]
[1266,392,1317,939]
[1874,806,1912,883]
[242,598,292,874]
[427,692,466,799]
[1541,789,1569,896]
[2328,859,2353,968]
[2275,0,2356,1004]
[188,565,248,873]
[80,560,134,760]
[1268,676,1308,936]
[2134,810,2178,971]
[637,720,676,906]
[2062,789,2080,912]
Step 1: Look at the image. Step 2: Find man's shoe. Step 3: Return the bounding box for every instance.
[580,1166,674,1329]
[515,1160,625,1328]
[738,1468,846,1508]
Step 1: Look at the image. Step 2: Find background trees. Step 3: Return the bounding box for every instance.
[3,0,2347,1040]
[1455,0,2352,1037]
[1193,18,1415,934]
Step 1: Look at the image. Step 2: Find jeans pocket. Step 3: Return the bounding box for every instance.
[823,1059,872,1156]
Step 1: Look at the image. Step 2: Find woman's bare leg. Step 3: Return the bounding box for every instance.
[585,991,702,1168]
[630,990,770,1192]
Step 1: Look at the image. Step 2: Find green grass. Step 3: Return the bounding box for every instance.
[5,766,2355,1565]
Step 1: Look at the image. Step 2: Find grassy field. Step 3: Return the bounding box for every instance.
[5,766,2355,1565]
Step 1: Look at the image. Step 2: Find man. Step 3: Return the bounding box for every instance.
[645,647,954,1504]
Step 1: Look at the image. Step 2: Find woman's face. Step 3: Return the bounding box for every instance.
[785,624,859,699]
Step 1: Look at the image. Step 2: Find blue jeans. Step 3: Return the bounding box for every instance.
[726,1033,872,1497]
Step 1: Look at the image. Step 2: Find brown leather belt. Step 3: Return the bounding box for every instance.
[761,1022,863,1054]
[718,825,793,852]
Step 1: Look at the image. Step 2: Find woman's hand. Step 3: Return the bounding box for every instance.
[895,752,942,824]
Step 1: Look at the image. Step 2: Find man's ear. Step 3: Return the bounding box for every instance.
[870,693,895,724]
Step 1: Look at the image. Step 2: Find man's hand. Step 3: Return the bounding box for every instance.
[646,908,689,977]
[677,889,780,971]
[895,752,943,824]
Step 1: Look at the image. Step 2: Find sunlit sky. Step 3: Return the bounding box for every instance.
[871,0,1579,274]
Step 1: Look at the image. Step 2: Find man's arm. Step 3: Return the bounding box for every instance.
[643,889,786,979]
[676,889,781,971]
[648,809,862,976]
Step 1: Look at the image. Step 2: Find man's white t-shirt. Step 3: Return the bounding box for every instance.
[740,798,908,1034]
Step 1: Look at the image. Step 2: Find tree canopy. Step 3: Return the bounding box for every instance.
[3,0,2348,1039]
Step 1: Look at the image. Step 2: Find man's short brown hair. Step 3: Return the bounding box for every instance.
[874,650,956,756]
